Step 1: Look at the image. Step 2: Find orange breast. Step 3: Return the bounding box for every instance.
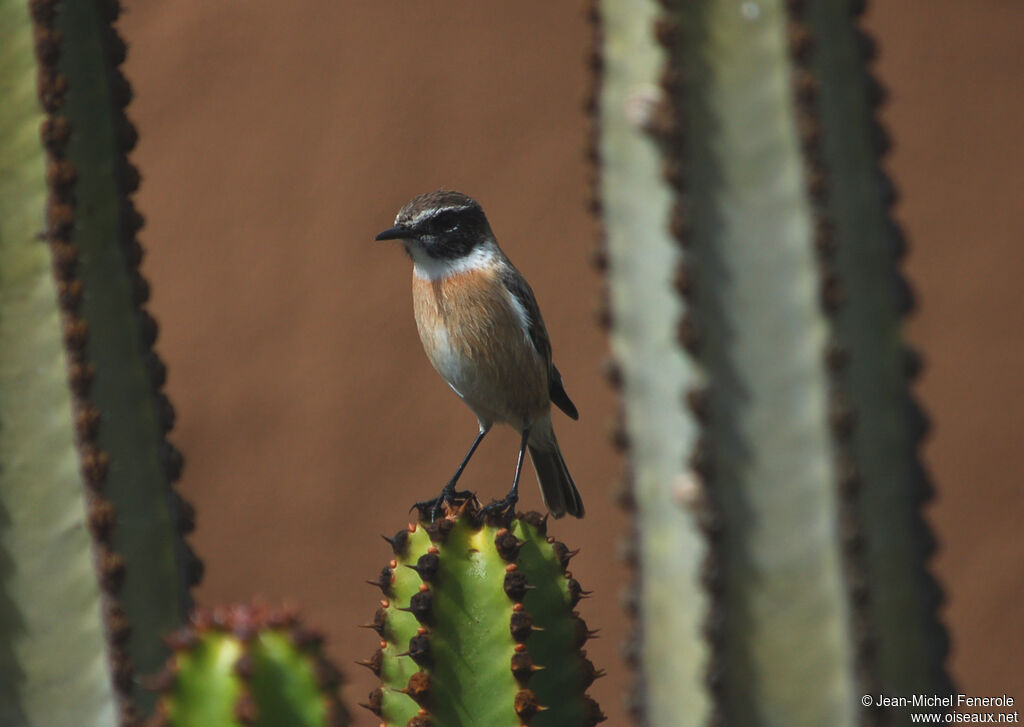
[412,267,549,425]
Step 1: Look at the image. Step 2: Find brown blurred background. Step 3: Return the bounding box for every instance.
[118,1,1023,723]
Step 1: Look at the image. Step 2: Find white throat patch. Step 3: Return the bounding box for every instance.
[410,240,500,281]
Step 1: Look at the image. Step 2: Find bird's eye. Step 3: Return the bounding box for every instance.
[431,212,459,235]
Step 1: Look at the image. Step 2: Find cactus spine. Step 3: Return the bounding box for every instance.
[591,0,950,724]
[362,503,604,727]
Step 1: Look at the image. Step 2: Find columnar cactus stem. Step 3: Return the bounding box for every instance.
[802,0,951,698]
[362,503,604,727]
[1,1,199,723]
[592,0,951,724]
[588,0,711,723]
[51,1,202,695]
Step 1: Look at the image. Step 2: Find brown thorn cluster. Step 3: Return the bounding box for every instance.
[399,670,430,706]
[382,528,410,556]
[359,688,383,716]
[367,565,394,596]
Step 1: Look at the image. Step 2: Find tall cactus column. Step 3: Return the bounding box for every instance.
[590,0,951,725]
[803,0,951,699]
[49,1,204,705]
[586,0,711,724]
[1,1,199,724]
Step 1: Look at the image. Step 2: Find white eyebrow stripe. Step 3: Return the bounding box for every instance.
[404,203,473,227]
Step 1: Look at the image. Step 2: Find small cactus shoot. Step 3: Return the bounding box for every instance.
[149,605,348,727]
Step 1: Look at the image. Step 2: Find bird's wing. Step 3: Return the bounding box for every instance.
[549,363,579,420]
[499,264,580,421]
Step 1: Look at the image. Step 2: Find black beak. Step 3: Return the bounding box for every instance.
[374,225,412,241]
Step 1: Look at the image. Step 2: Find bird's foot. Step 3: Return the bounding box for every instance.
[480,489,519,523]
[412,482,474,522]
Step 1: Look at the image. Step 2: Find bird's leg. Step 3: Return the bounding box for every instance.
[482,428,530,518]
[443,427,488,501]
[414,427,489,521]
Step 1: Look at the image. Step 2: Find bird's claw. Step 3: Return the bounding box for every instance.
[479,491,519,520]
[412,482,473,522]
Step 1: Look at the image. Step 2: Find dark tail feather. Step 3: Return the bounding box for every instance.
[529,442,584,519]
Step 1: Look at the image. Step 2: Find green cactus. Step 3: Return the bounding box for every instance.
[361,502,604,727]
[147,605,348,727]
[1,0,198,723]
[590,0,950,725]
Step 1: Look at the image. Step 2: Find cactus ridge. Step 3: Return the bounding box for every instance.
[3,1,119,724]
[585,2,651,724]
[365,501,604,727]
[800,0,953,703]
[648,8,728,727]
[591,0,718,723]
[46,0,201,717]
[782,1,883,717]
[147,604,348,727]
[22,1,139,721]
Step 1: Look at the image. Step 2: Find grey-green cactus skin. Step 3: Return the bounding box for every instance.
[0,1,198,724]
[53,0,200,694]
[589,0,710,724]
[592,0,950,725]
[804,0,950,699]
[1,4,120,724]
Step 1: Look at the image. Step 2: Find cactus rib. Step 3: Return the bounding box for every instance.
[593,0,713,724]
[51,4,203,710]
[1,0,120,724]
[802,0,953,703]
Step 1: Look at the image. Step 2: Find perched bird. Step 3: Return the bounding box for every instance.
[375,190,584,519]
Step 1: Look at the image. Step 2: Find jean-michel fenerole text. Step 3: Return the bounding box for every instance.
[875,695,1015,709]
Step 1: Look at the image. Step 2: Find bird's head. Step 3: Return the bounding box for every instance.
[375,190,494,262]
